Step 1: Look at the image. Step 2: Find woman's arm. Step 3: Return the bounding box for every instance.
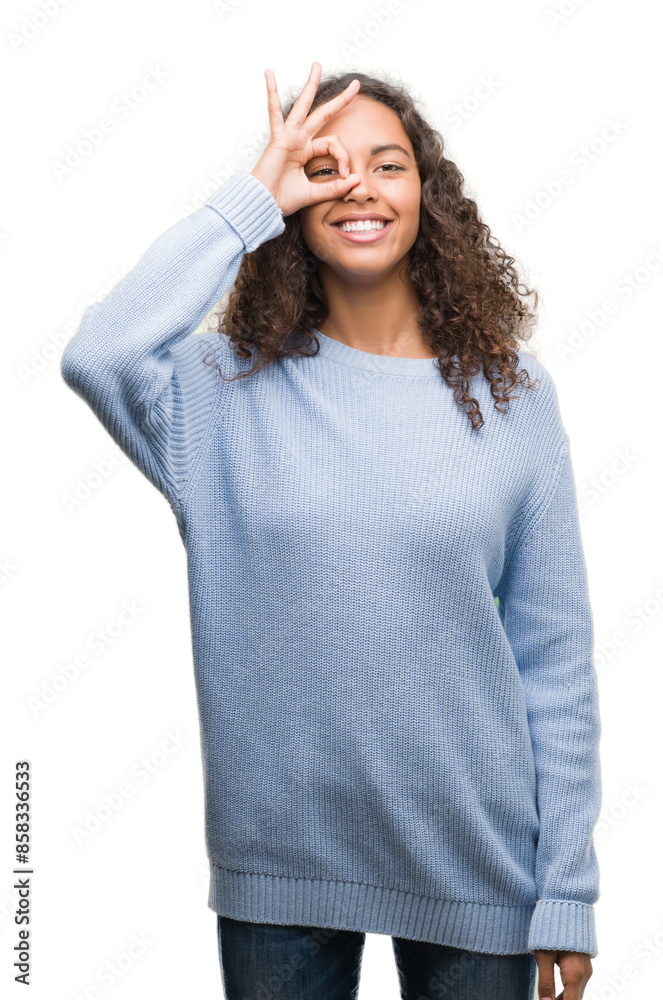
[496,430,602,958]
[60,170,285,510]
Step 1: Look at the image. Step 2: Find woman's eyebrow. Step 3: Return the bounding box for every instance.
[369,143,412,159]
[308,142,412,164]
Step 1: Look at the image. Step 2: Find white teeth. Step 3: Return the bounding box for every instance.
[337,219,387,232]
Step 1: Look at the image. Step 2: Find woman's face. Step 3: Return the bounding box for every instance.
[298,96,421,283]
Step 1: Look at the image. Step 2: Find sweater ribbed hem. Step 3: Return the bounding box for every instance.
[208,863,538,955]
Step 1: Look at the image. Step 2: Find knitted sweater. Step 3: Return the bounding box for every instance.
[60,169,602,957]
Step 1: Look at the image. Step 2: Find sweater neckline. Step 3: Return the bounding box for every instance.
[310,328,441,378]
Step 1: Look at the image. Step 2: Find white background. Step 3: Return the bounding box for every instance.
[2,0,661,997]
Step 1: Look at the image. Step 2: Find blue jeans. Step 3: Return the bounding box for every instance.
[217,916,537,999]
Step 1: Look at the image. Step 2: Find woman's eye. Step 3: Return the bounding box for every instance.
[310,163,404,177]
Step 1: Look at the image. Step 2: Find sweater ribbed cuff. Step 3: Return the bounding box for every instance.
[203,171,285,253]
[527,899,598,957]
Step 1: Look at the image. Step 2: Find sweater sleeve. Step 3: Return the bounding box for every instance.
[496,432,602,957]
[60,170,285,515]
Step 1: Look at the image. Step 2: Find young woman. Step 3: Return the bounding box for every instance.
[61,61,601,1000]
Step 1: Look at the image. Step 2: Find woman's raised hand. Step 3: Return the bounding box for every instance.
[250,61,361,218]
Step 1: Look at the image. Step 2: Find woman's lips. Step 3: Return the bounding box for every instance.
[331,220,394,243]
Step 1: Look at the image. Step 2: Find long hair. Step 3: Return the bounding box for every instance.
[204,68,541,430]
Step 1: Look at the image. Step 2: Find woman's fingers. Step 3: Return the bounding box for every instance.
[302,78,361,139]
[305,136,359,205]
[284,60,322,130]
[308,135,353,179]
[264,61,360,149]
[263,69,285,134]
[255,62,362,215]
[306,174,358,207]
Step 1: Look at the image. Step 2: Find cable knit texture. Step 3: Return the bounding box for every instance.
[60,170,602,957]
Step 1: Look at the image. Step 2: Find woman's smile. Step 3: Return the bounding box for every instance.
[331,218,395,243]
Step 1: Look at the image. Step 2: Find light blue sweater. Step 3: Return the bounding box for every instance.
[60,169,602,957]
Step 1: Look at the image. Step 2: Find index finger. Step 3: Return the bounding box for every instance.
[284,60,323,129]
[302,78,361,138]
[263,69,285,135]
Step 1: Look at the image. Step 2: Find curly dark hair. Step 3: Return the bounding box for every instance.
[203,68,541,430]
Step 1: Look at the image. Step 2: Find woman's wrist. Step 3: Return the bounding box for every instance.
[249,163,282,213]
